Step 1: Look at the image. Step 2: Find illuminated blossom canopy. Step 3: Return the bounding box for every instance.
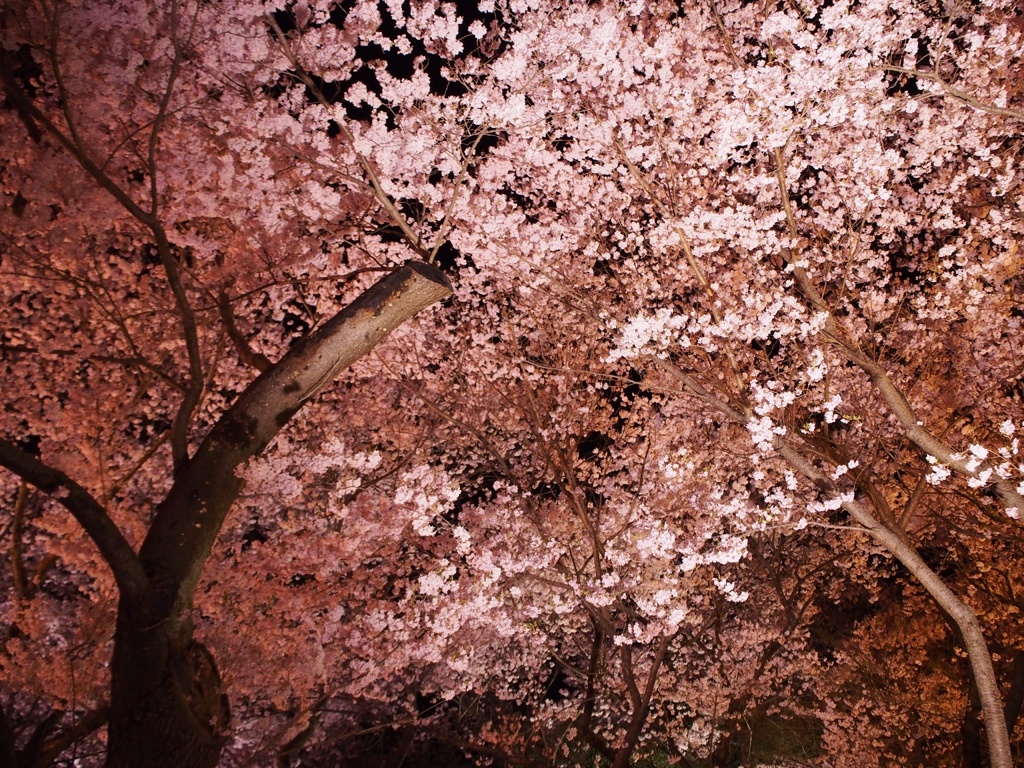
[1,0,1022,766]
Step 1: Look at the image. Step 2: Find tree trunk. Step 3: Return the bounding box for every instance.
[108,617,227,768]
[103,261,452,767]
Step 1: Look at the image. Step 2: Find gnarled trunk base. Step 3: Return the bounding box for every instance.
[108,611,228,768]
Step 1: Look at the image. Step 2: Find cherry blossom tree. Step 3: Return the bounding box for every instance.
[0,1,456,765]
[2,0,1023,767]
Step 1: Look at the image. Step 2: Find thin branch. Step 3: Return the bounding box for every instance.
[4,25,206,471]
[653,357,747,423]
[102,432,170,504]
[390,371,519,484]
[428,128,485,264]
[144,5,205,469]
[709,0,742,69]
[266,15,425,254]
[147,0,183,219]
[614,140,749,408]
[91,355,186,392]
[0,439,149,604]
[0,55,157,227]
[579,620,616,762]
[217,291,271,373]
[264,137,375,193]
[10,481,29,599]
[881,65,1024,121]
[154,232,204,472]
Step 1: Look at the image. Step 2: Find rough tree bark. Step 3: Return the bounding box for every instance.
[1,262,452,768]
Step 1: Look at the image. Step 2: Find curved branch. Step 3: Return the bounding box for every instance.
[654,353,1014,768]
[842,349,1024,514]
[775,440,1012,768]
[140,261,453,606]
[0,439,149,604]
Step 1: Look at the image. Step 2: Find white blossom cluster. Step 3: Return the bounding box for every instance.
[713,577,750,603]
[750,379,799,416]
[394,465,461,537]
[808,491,855,516]
[605,309,689,362]
[747,415,787,453]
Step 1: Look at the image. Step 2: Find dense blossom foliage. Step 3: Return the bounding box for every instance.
[1,0,1023,765]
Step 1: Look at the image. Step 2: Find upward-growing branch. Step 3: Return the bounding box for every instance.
[267,14,426,255]
[139,261,452,610]
[773,145,1024,516]
[2,34,206,471]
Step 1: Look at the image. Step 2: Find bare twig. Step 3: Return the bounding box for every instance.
[217,291,272,372]
[92,356,186,392]
[103,432,170,504]
[267,15,425,253]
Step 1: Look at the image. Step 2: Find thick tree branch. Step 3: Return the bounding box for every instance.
[105,262,450,767]
[140,261,452,609]
[579,620,616,762]
[0,440,149,605]
[612,635,671,768]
